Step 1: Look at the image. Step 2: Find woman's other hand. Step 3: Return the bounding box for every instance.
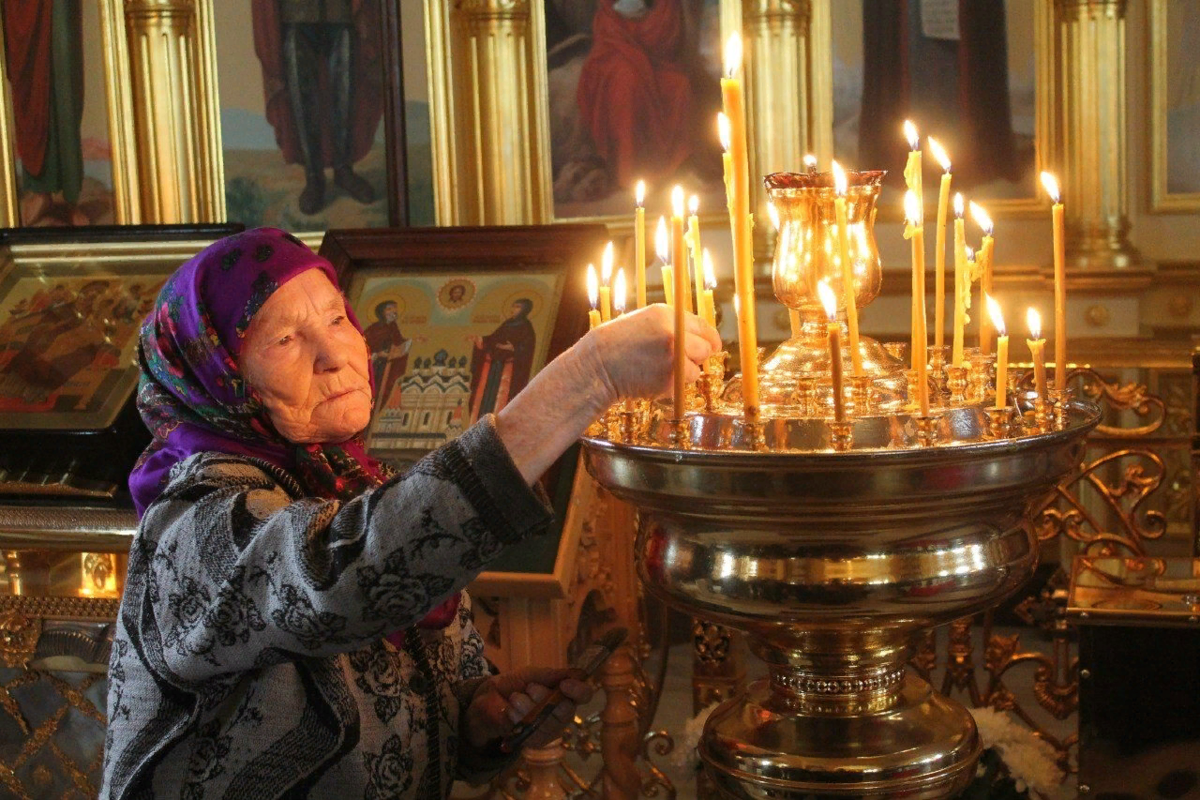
[463,666,593,752]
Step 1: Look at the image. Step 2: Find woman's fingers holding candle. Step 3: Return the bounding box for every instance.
[590,304,719,400]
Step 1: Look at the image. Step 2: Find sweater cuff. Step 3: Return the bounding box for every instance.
[450,415,554,545]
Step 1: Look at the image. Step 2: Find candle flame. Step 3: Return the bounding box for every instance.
[803,154,818,170]
[985,294,1005,336]
[635,180,645,207]
[904,189,922,225]
[766,201,780,231]
[969,201,993,235]
[1027,307,1041,339]
[1040,171,1060,203]
[723,33,742,78]
[703,249,716,290]
[953,192,964,218]
[655,216,669,261]
[601,241,614,281]
[586,264,598,309]
[717,113,731,152]
[831,160,848,196]
[614,268,627,314]
[688,194,700,215]
[672,185,685,217]
[928,137,950,172]
[817,279,837,321]
[903,119,919,150]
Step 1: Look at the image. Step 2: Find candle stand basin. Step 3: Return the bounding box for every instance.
[581,402,1099,800]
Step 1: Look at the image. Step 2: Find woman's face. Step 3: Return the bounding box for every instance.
[239,269,372,444]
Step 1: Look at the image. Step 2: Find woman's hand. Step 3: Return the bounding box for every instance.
[463,666,593,752]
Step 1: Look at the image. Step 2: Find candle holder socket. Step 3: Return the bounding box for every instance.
[967,352,993,403]
[927,345,949,402]
[742,416,767,452]
[883,341,908,364]
[671,418,692,449]
[618,409,639,444]
[984,407,1016,440]
[915,414,941,447]
[828,419,854,452]
[902,369,922,411]
[1031,399,1053,433]
[700,352,728,412]
[850,375,873,415]
[792,377,818,417]
[1048,387,1074,431]
[945,366,968,406]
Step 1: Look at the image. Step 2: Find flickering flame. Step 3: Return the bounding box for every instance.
[672,186,685,217]
[1027,308,1041,339]
[953,192,964,218]
[803,154,818,170]
[969,201,993,236]
[655,217,668,261]
[703,249,716,289]
[1040,172,1060,203]
[635,180,645,208]
[817,279,837,321]
[904,120,919,150]
[986,294,1005,336]
[928,137,950,172]
[689,194,700,215]
[832,160,848,196]
[766,201,780,231]
[904,190,922,225]
[586,264,598,309]
[601,241,614,282]
[717,113,731,152]
[724,33,742,78]
[614,268,627,314]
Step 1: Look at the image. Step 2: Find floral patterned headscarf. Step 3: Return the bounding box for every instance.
[128,227,387,516]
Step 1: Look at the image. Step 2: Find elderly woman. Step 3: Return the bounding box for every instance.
[101,228,720,799]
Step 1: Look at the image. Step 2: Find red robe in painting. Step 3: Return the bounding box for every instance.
[575,0,694,189]
[250,0,384,168]
[468,316,536,424]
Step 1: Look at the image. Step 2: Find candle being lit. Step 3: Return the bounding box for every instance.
[904,189,930,415]
[613,267,627,316]
[1041,172,1067,390]
[818,280,846,423]
[928,137,952,352]
[586,264,601,330]
[671,186,688,421]
[701,249,717,327]
[635,181,647,308]
[599,242,614,323]
[688,194,702,316]
[986,294,1008,410]
[832,161,862,376]
[1026,308,1047,400]
[656,216,673,307]
[969,202,994,356]
[952,193,967,366]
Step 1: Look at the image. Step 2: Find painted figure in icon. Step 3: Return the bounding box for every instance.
[252,0,383,215]
[363,299,422,413]
[468,299,536,423]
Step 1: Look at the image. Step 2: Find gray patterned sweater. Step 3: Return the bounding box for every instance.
[102,418,553,799]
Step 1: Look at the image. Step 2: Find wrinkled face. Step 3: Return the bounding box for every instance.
[239,269,372,444]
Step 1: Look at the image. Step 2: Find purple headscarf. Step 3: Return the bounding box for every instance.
[129,228,386,516]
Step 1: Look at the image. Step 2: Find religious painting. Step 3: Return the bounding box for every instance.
[1150,0,1200,211]
[0,255,168,430]
[832,0,1045,214]
[0,0,118,226]
[214,0,409,231]
[544,0,728,223]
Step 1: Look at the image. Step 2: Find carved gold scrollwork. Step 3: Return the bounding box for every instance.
[692,620,733,667]
[0,609,39,668]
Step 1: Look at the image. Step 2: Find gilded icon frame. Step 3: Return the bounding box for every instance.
[1148,0,1200,213]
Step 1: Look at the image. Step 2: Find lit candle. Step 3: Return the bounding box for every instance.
[952,193,966,366]
[701,249,717,327]
[688,194,702,315]
[905,190,929,415]
[986,294,1008,410]
[718,113,733,204]
[1026,307,1047,399]
[970,202,994,356]
[832,161,862,376]
[599,241,614,323]
[586,264,601,330]
[635,181,647,308]
[671,186,688,421]
[721,32,760,419]
[614,267,627,317]
[656,216,673,307]
[818,280,846,423]
[902,120,922,216]
[928,137,952,352]
[1041,172,1067,390]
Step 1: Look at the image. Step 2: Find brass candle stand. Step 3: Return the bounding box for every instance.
[579,169,1098,800]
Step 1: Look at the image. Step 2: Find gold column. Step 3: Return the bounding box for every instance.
[123,0,224,223]
[1054,0,1138,268]
[0,11,21,227]
[426,0,547,225]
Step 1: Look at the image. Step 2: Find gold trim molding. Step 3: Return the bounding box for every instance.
[1148,0,1200,213]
